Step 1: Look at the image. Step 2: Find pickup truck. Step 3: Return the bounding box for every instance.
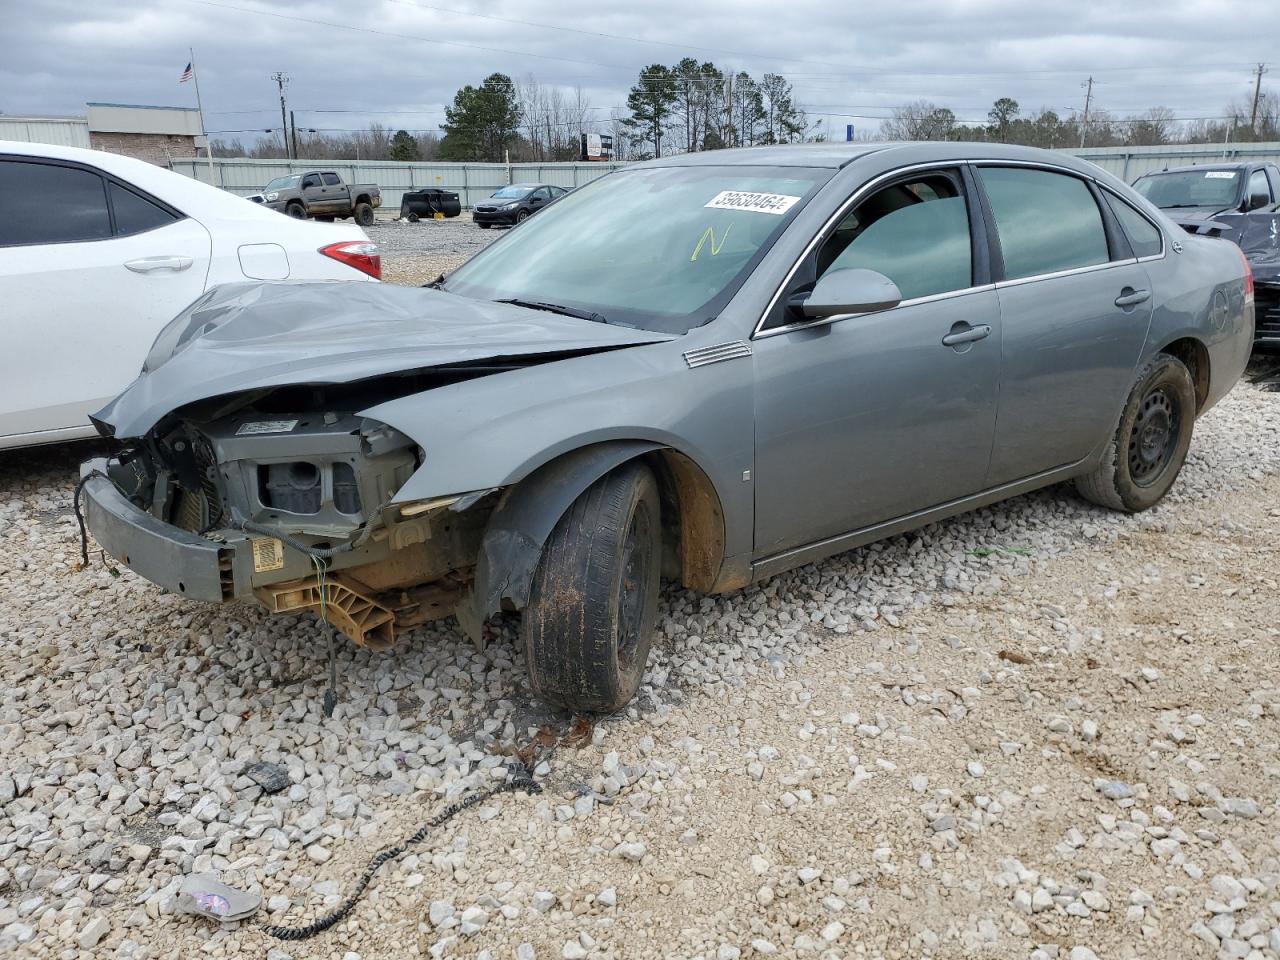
[251,171,382,226]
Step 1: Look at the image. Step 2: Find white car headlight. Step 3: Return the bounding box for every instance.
[265,191,279,201]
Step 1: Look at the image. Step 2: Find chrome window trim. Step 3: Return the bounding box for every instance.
[992,257,1137,290]
[752,156,1129,341]
[754,284,996,340]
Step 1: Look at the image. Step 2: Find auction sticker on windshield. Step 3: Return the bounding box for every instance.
[704,191,801,215]
[1205,172,1237,179]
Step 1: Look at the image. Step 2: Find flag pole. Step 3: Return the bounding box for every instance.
[189,47,216,185]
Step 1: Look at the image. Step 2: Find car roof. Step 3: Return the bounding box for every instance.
[1136,162,1251,177]
[0,139,307,225]
[638,141,1108,177]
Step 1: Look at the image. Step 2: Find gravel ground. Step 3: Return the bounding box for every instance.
[367,220,500,287]
[2,347,1280,960]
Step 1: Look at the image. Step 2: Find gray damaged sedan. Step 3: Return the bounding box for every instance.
[81,142,1255,713]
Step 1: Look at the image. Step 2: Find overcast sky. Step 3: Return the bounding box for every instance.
[3,0,1272,140]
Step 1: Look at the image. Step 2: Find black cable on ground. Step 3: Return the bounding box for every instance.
[259,773,542,941]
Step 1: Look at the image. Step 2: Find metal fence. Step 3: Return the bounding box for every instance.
[1063,141,1280,182]
[169,144,1280,210]
[169,157,628,213]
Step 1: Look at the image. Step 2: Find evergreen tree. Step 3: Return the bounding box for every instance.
[440,73,522,161]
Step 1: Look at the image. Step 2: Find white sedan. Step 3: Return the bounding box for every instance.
[0,141,381,450]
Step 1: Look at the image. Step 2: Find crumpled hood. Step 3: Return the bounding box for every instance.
[94,281,673,438]
[1165,205,1231,224]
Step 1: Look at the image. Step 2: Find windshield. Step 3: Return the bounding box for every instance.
[1133,169,1241,208]
[491,185,535,200]
[446,165,831,333]
[264,175,301,192]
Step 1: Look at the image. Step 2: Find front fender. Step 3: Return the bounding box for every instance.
[467,440,661,629]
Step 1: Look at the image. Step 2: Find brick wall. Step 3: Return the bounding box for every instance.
[89,132,198,166]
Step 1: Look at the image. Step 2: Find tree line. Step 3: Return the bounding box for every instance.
[211,77,1276,162]
[880,93,1280,147]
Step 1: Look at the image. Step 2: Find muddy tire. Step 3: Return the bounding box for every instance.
[353,202,375,227]
[286,202,307,219]
[522,462,661,714]
[1075,353,1196,512]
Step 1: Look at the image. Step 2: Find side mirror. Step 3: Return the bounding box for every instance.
[1247,187,1271,211]
[795,268,903,319]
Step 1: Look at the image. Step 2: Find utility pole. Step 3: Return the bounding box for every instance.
[1250,63,1269,135]
[271,72,290,160]
[1079,76,1094,149]
[290,110,299,159]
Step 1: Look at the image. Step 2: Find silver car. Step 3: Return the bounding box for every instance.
[81,142,1254,714]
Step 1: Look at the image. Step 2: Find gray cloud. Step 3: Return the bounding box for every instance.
[2,0,1271,139]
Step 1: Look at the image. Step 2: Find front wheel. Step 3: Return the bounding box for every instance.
[286,203,307,219]
[515,209,531,224]
[522,462,661,714]
[1075,353,1196,512]
[353,202,375,227]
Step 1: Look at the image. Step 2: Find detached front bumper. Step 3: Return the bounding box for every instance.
[80,457,399,603]
[81,459,235,602]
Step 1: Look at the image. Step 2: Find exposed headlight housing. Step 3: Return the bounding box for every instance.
[265,191,279,201]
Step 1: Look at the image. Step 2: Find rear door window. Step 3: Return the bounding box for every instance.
[0,159,112,246]
[1104,192,1163,259]
[109,181,179,237]
[816,172,973,301]
[979,167,1109,280]
[321,173,341,186]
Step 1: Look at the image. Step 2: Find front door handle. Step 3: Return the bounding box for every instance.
[941,323,991,347]
[1114,288,1151,308]
[124,256,193,273]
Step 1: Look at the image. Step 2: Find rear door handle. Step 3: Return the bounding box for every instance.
[941,323,991,347]
[124,256,193,273]
[1114,288,1151,308]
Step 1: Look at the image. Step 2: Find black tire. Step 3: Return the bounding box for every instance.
[1075,354,1196,512]
[407,212,420,223]
[353,202,375,227]
[478,222,491,229]
[286,202,307,219]
[516,209,531,223]
[522,462,661,713]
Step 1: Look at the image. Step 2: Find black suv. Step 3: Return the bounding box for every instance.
[472,183,568,228]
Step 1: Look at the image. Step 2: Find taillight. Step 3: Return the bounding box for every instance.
[319,240,381,280]
[1238,246,1254,305]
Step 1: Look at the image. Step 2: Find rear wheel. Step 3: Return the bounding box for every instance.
[353,202,375,227]
[1075,354,1196,512]
[286,202,306,219]
[522,462,661,714]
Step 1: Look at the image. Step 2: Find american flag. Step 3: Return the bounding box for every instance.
[179,62,193,83]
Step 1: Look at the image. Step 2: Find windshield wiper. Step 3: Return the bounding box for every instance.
[1163,203,1214,209]
[496,298,608,324]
